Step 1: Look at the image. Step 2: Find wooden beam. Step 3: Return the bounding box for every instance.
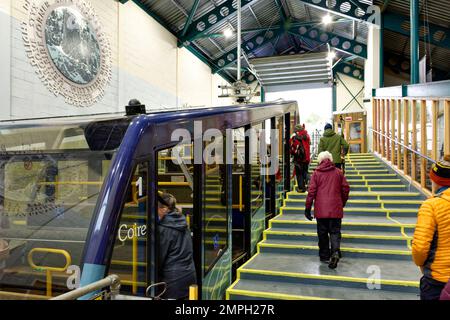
[445,100,450,156]
[377,99,381,154]
[403,100,409,176]
[397,99,402,170]
[391,99,396,165]
[432,101,438,161]
[373,99,377,153]
[411,100,417,182]
[386,100,391,161]
[420,100,427,188]
[381,99,386,158]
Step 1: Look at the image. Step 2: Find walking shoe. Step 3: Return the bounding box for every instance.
[328,252,340,269]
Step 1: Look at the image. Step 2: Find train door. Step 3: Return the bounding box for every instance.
[154,142,196,299]
[248,122,265,256]
[108,162,149,297]
[199,131,231,299]
[275,116,285,214]
[230,127,248,278]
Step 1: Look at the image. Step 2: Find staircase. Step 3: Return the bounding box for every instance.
[227,153,425,300]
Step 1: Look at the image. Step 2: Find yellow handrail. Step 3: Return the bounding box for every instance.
[27,248,72,297]
[132,224,138,295]
[189,285,198,300]
[239,175,243,212]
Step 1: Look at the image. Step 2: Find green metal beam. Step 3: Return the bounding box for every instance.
[411,0,419,84]
[180,0,251,44]
[334,62,364,81]
[383,12,450,50]
[180,0,201,38]
[299,0,372,22]
[288,25,367,58]
[335,73,364,110]
[211,28,286,74]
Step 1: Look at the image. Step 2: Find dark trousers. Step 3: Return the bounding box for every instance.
[420,276,446,300]
[316,218,342,260]
[294,162,309,191]
[161,271,197,300]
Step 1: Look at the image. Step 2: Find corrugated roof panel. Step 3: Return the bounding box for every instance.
[384,30,450,72]
[374,0,450,28]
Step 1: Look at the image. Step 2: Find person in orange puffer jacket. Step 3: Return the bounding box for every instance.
[412,155,450,300]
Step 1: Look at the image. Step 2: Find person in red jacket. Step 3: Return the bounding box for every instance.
[441,280,450,300]
[289,124,311,192]
[304,151,350,269]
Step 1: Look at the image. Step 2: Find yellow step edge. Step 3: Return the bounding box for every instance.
[239,268,419,288]
[265,229,412,240]
[287,191,420,197]
[346,179,401,182]
[285,198,423,205]
[258,242,412,256]
[227,288,335,300]
[269,219,416,229]
[281,206,417,213]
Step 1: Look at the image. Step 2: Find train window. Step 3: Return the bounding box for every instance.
[109,162,148,296]
[203,135,228,275]
[0,152,111,298]
[250,123,264,216]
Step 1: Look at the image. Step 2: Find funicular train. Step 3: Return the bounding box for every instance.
[0,101,298,300]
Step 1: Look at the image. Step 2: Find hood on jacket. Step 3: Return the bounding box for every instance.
[159,210,188,232]
[323,128,336,137]
[439,188,450,202]
[316,159,336,172]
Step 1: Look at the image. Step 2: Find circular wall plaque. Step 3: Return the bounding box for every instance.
[22,0,112,107]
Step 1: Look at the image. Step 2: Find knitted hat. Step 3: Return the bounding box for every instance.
[324,123,332,130]
[295,124,305,131]
[430,155,450,187]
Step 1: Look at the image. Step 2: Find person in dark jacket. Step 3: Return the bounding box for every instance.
[289,124,311,192]
[318,123,349,170]
[304,151,350,269]
[157,192,196,299]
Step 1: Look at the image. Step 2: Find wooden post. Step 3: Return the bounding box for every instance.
[377,99,381,154]
[373,99,377,153]
[387,99,391,161]
[403,100,409,176]
[445,100,450,156]
[420,100,427,188]
[381,99,386,158]
[391,99,396,165]
[411,100,417,182]
[397,100,402,170]
[432,101,438,161]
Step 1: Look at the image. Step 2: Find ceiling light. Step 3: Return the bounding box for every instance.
[223,28,233,38]
[328,51,336,60]
[322,14,333,25]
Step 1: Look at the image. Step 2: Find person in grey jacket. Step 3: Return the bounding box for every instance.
[157,192,196,299]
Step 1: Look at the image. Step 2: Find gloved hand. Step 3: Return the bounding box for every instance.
[304,208,313,221]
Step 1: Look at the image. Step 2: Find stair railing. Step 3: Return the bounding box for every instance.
[51,274,121,300]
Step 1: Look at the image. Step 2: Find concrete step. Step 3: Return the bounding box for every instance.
[281,206,418,218]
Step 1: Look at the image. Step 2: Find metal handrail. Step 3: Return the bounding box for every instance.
[371,129,436,164]
[50,274,121,300]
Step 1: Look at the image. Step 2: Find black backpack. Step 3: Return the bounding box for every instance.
[291,133,306,161]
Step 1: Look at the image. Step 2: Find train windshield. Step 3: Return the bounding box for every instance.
[0,117,130,299]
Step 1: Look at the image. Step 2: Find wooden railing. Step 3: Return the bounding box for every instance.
[372,81,450,195]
